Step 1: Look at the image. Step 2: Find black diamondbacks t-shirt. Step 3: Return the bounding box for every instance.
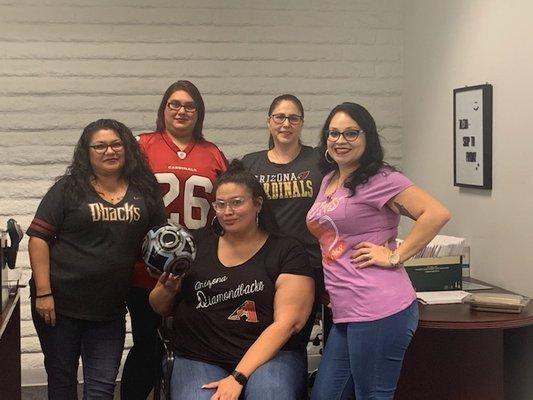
[171,228,313,367]
[242,146,323,267]
[27,178,166,321]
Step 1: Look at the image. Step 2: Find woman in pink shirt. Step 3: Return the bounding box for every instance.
[307,102,450,400]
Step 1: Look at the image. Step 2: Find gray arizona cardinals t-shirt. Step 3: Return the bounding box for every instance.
[242,145,323,268]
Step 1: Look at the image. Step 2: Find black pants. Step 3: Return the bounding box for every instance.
[120,287,163,400]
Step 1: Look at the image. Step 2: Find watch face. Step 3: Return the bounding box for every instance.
[390,252,400,266]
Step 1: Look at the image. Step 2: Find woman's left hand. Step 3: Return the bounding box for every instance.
[351,241,394,268]
[203,375,243,400]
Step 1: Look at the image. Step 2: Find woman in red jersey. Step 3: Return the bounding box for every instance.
[121,80,227,400]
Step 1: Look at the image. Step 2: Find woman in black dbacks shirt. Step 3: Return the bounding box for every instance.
[27,119,165,400]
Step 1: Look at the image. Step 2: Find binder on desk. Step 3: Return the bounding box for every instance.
[464,293,530,314]
[0,231,8,311]
[404,256,462,292]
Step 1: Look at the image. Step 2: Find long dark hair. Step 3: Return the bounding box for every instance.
[267,94,304,149]
[156,80,205,141]
[318,102,393,196]
[214,159,280,235]
[62,119,161,210]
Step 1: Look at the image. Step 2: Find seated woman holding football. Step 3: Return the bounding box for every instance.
[149,160,315,400]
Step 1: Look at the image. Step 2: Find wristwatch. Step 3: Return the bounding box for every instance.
[230,370,248,387]
[389,249,401,267]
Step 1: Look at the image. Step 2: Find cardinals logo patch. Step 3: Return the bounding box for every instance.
[228,300,258,323]
[297,170,310,180]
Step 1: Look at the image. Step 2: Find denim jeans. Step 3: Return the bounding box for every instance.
[311,301,419,400]
[32,310,126,400]
[121,287,163,400]
[169,350,307,400]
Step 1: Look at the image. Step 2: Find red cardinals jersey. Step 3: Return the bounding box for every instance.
[132,131,228,288]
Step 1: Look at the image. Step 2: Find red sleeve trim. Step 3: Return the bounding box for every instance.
[29,217,57,238]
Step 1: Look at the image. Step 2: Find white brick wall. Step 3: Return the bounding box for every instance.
[0,0,403,385]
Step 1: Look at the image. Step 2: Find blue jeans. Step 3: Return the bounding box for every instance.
[169,350,307,400]
[32,310,126,400]
[311,301,419,400]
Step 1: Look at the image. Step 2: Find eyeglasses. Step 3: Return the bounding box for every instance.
[325,129,364,142]
[212,197,248,213]
[270,113,303,125]
[89,141,124,154]
[167,100,197,113]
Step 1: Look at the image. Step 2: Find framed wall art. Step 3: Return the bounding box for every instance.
[453,84,493,189]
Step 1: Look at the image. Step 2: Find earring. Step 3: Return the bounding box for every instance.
[256,213,259,227]
[325,149,334,164]
[210,216,225,236]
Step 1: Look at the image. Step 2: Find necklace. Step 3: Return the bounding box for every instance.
[93,180,127,204]
[326,190,337,203]
[98,192,125,203]
[268,145,301,164]
[325,175,342,202]
[166,132,195,158]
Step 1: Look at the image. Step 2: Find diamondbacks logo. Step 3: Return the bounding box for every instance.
[228,300,258,323]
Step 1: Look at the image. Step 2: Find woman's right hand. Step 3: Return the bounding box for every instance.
[149,271,184,316]
[157,272,183,293]
[36,295,56,326]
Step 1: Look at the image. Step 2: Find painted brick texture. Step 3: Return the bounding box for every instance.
[0,0,403,384]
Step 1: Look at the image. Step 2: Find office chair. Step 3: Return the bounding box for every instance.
[153,316,174,400]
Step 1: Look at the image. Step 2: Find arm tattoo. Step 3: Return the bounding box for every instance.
[393,202,416,220]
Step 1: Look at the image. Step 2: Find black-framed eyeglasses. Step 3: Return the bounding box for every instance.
[167,100,197,113]
[89,141,124,154]
[270,113,303,125]
[211,197,248,213]
[325,129,364,142]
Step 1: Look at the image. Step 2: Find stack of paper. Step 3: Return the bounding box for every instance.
[461,281,492,291]
[416,290,470,305]
[398,235,466,259]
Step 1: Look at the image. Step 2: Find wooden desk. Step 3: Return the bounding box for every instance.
[395,280,533,400]
[0,290,21,400]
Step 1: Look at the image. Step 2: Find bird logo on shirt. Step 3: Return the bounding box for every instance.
[227,300,258,323]
[307,215,346,265]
